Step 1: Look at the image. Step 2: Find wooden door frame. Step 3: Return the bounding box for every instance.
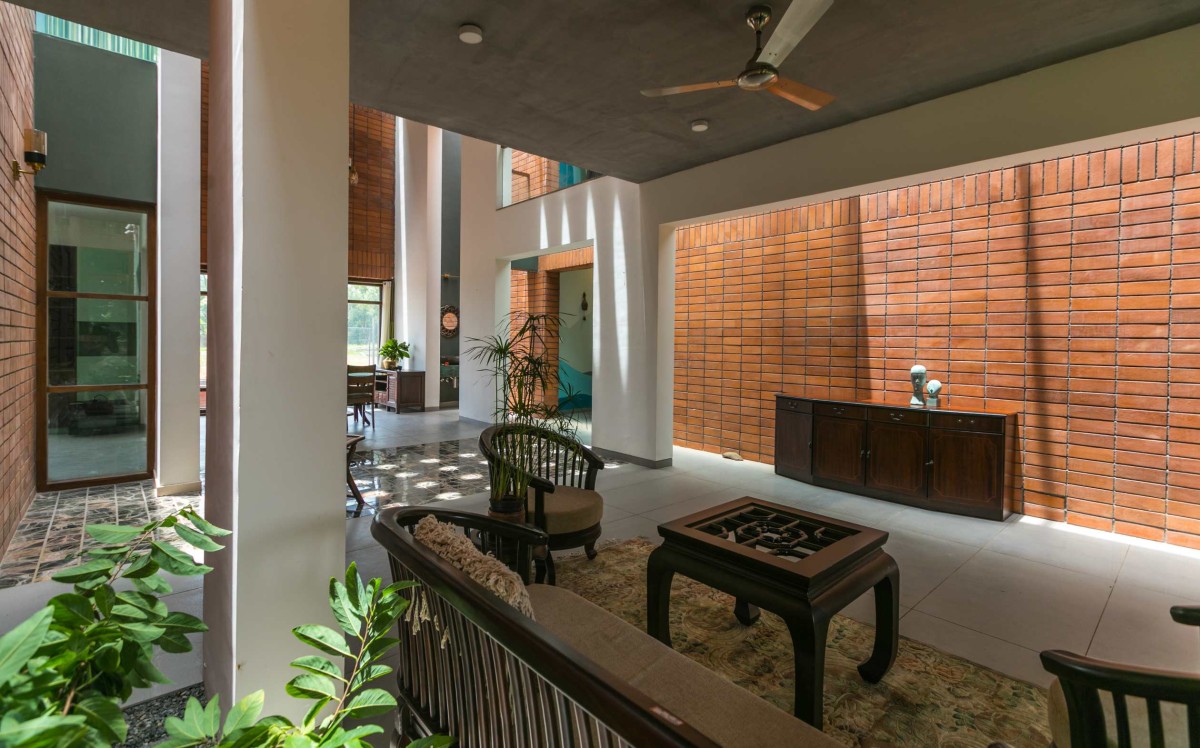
[36,190,158,491]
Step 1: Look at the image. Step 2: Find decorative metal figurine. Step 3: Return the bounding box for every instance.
[909,365,927,406]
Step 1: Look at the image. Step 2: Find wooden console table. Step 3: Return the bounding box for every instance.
[375,369,425,412]
[775,394,1017,521]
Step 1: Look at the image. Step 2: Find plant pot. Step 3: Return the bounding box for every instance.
[487,495,526,524]
[382,359,396,370]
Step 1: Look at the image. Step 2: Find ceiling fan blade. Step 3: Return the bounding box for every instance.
[769,78,835,110]
[757,0,834,68]
[641,79,737,97]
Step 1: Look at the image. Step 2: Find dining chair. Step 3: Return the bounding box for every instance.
[347,364,376,426]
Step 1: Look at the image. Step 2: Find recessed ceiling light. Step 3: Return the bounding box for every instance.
[691,119,709,133]
[458,23,483,44]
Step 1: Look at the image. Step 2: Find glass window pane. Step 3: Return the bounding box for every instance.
[47,389,148,482]
[199,293,208,385]
[48,298,149,386]
[348,283,381,302]
[47,202,148,295]
[347,301,380,366]
[200,273,208,294]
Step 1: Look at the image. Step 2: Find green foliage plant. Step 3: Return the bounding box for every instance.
[378,339,411,365]
[0,508,449,748]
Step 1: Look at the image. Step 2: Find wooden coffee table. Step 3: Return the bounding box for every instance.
[647,497,899,729]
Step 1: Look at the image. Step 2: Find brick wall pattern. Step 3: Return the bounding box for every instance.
[675,131,1200,549]
[510,150,559,205]
[0,2,37,555]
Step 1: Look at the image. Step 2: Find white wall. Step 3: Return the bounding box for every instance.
[155,50,201,495]
[459,156,650,458]
[459,23,1200,465]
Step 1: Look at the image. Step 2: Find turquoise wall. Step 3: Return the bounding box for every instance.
[33,34,157,203]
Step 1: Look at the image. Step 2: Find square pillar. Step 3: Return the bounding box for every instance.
[156,49,202,496]
[204,0,349,716]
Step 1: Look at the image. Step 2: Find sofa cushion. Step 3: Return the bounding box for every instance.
[1048,677,1190,748]
[527,484,603,535]
[528,584,837,747]
[413,515,534,618]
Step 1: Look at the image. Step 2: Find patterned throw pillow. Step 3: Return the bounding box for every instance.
[413,515,535,619]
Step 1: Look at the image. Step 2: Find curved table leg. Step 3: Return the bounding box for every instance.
[734,598,760,625]
[786,613,830,729]
[858,557,899,683]
[646,548,676,647]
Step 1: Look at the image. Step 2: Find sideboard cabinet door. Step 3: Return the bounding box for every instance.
[812,416,866,486]
[928,428,1003,511]
[775,408,812,481]
[865,421,927,499]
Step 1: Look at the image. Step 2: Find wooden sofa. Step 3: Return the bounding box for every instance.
[371,506,839,748]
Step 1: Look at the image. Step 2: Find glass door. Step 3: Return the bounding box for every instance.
[38,195,155,489]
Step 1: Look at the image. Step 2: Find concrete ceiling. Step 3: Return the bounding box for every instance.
[15,0,1200,182]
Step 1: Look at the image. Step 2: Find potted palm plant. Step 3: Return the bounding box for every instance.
[379,339,411,370]
[465,312,580,521]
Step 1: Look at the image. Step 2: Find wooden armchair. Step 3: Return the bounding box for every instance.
[1040,605,1200,747]
[479,424,605,585]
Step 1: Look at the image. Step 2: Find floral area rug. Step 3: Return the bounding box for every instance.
[554,539,1051,747]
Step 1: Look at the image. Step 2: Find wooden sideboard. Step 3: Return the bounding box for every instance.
[775,395,1017,521]
[375,370,425,412]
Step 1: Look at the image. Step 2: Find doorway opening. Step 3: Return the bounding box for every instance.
[509,245,595,441]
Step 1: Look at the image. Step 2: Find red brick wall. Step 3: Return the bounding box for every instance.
[348,104,395,281]
[675,131,1200,548]
[200,81,395,281]
[0,2,36,554]
[510,150,559,204]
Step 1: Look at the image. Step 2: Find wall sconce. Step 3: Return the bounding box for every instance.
[11,128,47,180]
[581,292,589,321]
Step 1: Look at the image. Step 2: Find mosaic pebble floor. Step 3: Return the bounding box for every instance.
[0,438,621,587]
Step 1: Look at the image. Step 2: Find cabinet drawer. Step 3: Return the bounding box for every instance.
[868,407,927,426]
[814,402,865,420]
[776,397,811,414]
[930,412,1004,434]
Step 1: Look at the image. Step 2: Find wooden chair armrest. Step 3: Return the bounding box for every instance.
[1041,649,1200,702]
[1171,605,1200,628]
[387,506,548,545]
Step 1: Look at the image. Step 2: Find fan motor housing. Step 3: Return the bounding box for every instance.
[738,62,779,91]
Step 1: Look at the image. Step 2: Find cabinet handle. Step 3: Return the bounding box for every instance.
[864,450,871,460]
[807,441,813,448]
[890,412,903,421]
[926,460,934,466]
[833,407,845,414]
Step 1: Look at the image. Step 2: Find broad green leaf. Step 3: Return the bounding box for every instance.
[164,705,206,742]
[161,611,208,633]
[151,542,211,576]
[363,636,400,659]
[117,590,169,618]
[222,690,264,736]
[51,558,115,583]
[0,713,88,745]
[302,696,332,730]
[285,673,337,700]
[343,563,363,616]
[349,663,392,691]
[74,694,128,743]
[122,554,160,579]
[183,509,232,537]
[201,694,222,737]
[0,607,52,686]
[158,631,194,654]
[85,524,143,544]
[405,737,454,748]
[341,688,397,719]
[290,655,343,680]
[94,584,116,616]
[293,625,352,658]
[48,593,95,627]
[132,573,173,595]
[283,734,318,748]
[328,579,361,636]
[111,603,150,621]
[119,621,165,642]
[174,523,224,552]
[181,694,210,740]
[222,723,277,748]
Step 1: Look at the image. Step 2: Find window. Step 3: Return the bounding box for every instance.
[347,283,382,365]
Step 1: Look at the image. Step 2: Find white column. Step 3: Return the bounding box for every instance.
[204,0,348,717]
[156,50,202,495]
[396,120,443,409]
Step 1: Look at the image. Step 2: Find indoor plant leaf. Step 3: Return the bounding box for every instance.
[290,655,343,681]
[285,673,337,701]
[74,694,129,744]
[222,690,265,736]
[0,606,53,686]
[328,578,361,636]
[51,558,115,583]
[84,524,144,544]
[181,509,232,537]
[174,522,224,552]
[340,688,396,719]
[292,625,352,659]
[150,541,212,576]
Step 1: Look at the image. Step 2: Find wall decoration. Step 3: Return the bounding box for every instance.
[440,305,459,338]
[925,379,943,408]
[909,365,927,406]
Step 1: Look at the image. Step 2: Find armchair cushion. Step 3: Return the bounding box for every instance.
[413,515,535,618]
[527,485,604,535]
[1048,677,1190,748]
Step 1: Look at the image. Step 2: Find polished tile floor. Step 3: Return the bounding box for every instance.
[2,407,1200,711]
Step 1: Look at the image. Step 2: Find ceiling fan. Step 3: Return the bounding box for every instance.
[641,1,835,111]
